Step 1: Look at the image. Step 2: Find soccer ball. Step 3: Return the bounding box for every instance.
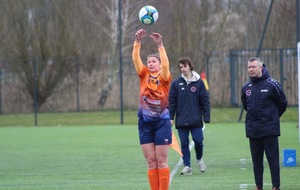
[139,5,159,25]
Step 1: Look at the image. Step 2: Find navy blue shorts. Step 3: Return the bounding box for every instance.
[138,118,172,145]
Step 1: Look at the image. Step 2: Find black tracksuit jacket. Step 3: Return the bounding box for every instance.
[241,65,287,138]
[169,74,210,129]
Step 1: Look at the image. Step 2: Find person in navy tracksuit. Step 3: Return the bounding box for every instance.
[241,57,287,190]
[169,57,210,175]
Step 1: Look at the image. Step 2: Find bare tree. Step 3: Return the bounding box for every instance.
[82,0,151,108]
[0,0,81,109]
[0,0,298,112]
[165,0,232,73]
[265,1,296,48]
[231,0,296,49]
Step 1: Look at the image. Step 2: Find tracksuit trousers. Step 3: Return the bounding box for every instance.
[177,127,204,167]
[249,136,280,189]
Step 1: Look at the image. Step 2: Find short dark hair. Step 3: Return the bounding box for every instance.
[248,57,263,66]
[178,57,194,71]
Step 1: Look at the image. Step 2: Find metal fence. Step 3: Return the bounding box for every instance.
[0,48,298,114]
[230,48,298,106]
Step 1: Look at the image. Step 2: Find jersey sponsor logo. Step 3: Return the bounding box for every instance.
[149,110,160,117]
[141,108,161,121]
[143,86,162,96]
[246,89,251,96]
[142,96,161,105]
[261,89,268,92]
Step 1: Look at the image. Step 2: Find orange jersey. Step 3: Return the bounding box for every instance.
[132,42,172,121]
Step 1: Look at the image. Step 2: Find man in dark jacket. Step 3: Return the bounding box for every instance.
[241,57,287,190]
[169,57,210,175]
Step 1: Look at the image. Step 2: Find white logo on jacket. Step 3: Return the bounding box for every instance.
[179,83,184,90]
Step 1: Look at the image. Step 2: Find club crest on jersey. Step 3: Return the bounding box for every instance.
[246,89,251,96]
[191,86,196,92]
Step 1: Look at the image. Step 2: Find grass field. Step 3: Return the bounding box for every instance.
[0,107,298,126]
[0,108,299,189]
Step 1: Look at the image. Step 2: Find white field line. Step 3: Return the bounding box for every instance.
[239,183,272,189]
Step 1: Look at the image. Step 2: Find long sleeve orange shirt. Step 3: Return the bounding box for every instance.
[132,42,172,121]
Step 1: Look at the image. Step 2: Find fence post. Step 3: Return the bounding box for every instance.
[230,49,237,106]
[279,49,285,89]
[0,65,2,114]
[76,56,80,112]
[33,58,38,126]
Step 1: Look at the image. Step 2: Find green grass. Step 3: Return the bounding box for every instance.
[0,107,298,126]
[0,122,299,189]
[0,108,299,189]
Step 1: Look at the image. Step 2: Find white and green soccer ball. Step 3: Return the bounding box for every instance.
[139,5,159,25]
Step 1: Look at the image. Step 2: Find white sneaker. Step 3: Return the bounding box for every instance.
[180,166,192,175]
[197,159,206,172]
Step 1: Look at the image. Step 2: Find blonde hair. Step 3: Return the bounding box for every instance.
[147,53,160,62]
